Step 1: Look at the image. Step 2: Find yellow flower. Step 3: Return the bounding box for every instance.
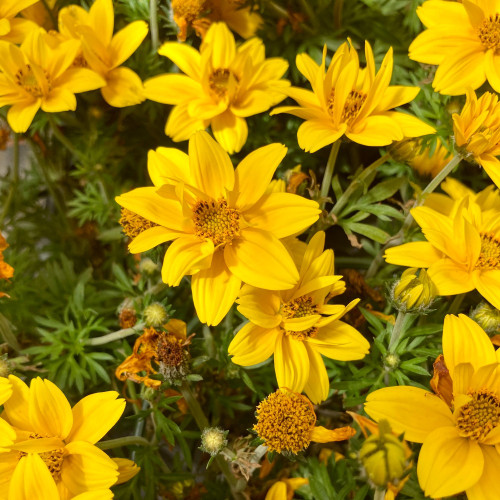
[254,389,355,454]
[271,40,435,153]
[0,0,39,43]
[409,0,500,95]
[385,198,500,309]
[392,267,437,313]
[365,314,500,499]
[20,0,57,30]
[409,138,452,179]
[112,458,140,485]
[144,22,289,154]
[58,0,149,107]
[0,375,125,499]
[228,231,369,403]
[453,89,500,188]
[265,477,308,500]
[116,131,320,326]
[171,0,262,42]
[0,28,105,132]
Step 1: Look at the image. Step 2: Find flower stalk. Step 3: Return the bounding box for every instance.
[320,140,341,207]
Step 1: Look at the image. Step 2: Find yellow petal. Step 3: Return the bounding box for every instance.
[228,322,280,366]
[188,131,235,198]
[0,377,12,406]
[211,110,248,154]
[10,436,64,453]
[224,228,299,290]
[41,88,76,113]
[236,286,281,329]
[299,231,325,277]
[265,481,287,500]
[128,226,181,254]
[66,391,125,444]
[384,241,443,268]
[158,42,201,79]
[165,103,207,142]
[443,314,497,378]
[144,74,201,104]
[474,270,500,310]
[203,22,235,68]
[0,418,15,451]
[310,425,355,443]
[452,362,474,396]
[4,375,30,430]
[478,154,500,189]
[113,457,140,485]
[303,343,329,404]
[191,250,241,326]
[109,21,148,68]
[274,335,309,393]
[101,67,145,108]
[384,111,436,137]
[374,85,420,112]
[243,192,320,239]
[417,427,484,497]
[56,68,106,94]
[297,120,345,153]
[8,454,58,500]
[7,99,41,133]
[147,147,191,187]
[364,386,455,442]
[346,114,403,146]
[428,259,475,295]
[62,440,118,495]
[466,444,500,499]
[88,0,114,45]
[29,377,73,439]
[72,491,113,500]
[282,315,321,332]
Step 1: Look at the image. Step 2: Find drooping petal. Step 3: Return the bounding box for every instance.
[66,392,125,445]
[310,425,356,443]
[297,120,345,153]
[364,386,455,443]
[228,322,281,366]
[474,270,500,310]
[478,154,500,189]
[211,110,248,154]
[101,67,145,108]
[3,375,30,431]
[417,427,484,497]
[303,343,329,404]
[384,241,443,268]
[158,42,201,79]
[7,99,40,133]
[109,21,148,68]
[274,335,310,393]
[191,251,241,326]
[128,226,181,254]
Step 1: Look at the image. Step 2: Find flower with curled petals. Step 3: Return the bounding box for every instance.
[116,131,320,326]
[271,40,435,153]
[144,22,289,154]
[0,375,125,499]
[365,314,500,499]
[228,231,369,404]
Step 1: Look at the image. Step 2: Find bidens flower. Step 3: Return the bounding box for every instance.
[229,231,369,404]
[0,28,105,132]
[0,0,38,43]
[409,0,500,95]
[115,131,320,326]
[453,90,500,188]
[144,22,289,153]
[365,314,500,499]
[0,376,125,499]
[271,40,435,153]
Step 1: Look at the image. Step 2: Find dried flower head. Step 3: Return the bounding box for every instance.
[200,427,228,456]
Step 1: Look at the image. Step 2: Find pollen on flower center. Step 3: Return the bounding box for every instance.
[478,14,500,53]
[208,68,239,100]
[193,199,240,246]
[456,389,500,441]
[171,0,208,21]
[19,433,65,481]
[476,233,500,270]
[281,296,319,340]
[15,64,50,97]
[119,208,158,239]
[327,89,367,124]
[254,389,316,454]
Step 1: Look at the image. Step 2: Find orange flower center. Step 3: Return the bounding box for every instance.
[253,389,316,454]
[18,433,65,481]
[119,208,158,239]
[171,0,208,21]
[456,389,500,441]
[15,64,50,97]
[476,233,500,270]
[327,89,367,124]
[281,296,319,340]
[208,68,239,101]
[192,199,240,246]
[478,14,500,53]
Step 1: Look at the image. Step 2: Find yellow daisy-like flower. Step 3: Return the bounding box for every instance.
[58,0,149,108]
[265,477,308,500]
[116,131,320,326]
[228,231,369,404]
[0,375,125,499]
[254,389,355,454]
[0,28,105,132]
[409,0,500,95]
[271,40,435,153]
[144,22,289,154]
[453,89,500,188]
[385,199,500,310]
[365,314,500,499]
[171,0,262,42]
[0,0,38,43]
[410,138,452,179]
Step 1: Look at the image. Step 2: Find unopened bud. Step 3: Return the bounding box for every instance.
[470,302,500,334]
[144,303,168,327]
[200,427,228,456]
[392,268,436,313]
[388,139,419,163]
[359,420,407,488]
[139,257,158,275]
[384,353,399,369]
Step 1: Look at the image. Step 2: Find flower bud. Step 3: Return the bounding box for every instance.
[144,303,168,327]
[139,257,158,275]
[388,139,419,163]
[200,427,228,456]
[470,302,500,334]
[359,420,407,488]
[392,268,436,313]
[384,353,399,369]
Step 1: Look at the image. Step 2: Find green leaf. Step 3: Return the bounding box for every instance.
[361,177,406,203]
[343,222,390,243]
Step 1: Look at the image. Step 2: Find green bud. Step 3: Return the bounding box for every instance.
[470,302,500,334]
[200,427,228,456]
[392,268,436,313]
[144,303,168,327]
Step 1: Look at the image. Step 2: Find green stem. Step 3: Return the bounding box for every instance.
[86,322,145,346]
[330,152,390,217]
[0,134,19,225]
[131,400,150,461]
[320,140,341,207]
[97,436,150,450]
[389,311,407,352]
[47,115,84,161]
[180,382,241,494]
[449,293,465,315]
[298,0,320,30]
[150,0,159,51]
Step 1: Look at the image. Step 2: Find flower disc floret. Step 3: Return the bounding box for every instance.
[478,14,500,52]
[254,389,316,454]
[476,233,500,270]
[193,199,240,246]
[120,208,158,239]
[456,390,500,441]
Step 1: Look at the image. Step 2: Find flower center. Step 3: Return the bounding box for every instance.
[208,68,239,101]
[281,296,319,341]
[476,233,500,270]
[171,0,208,21]
[192,199,240,246]
[327,89,367,124]
[19,433,65,481]
[478,14,500,53]
[15,64,50,97]
[119,208,158,239]
[456,389,500,441]
[254,389,316,454]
